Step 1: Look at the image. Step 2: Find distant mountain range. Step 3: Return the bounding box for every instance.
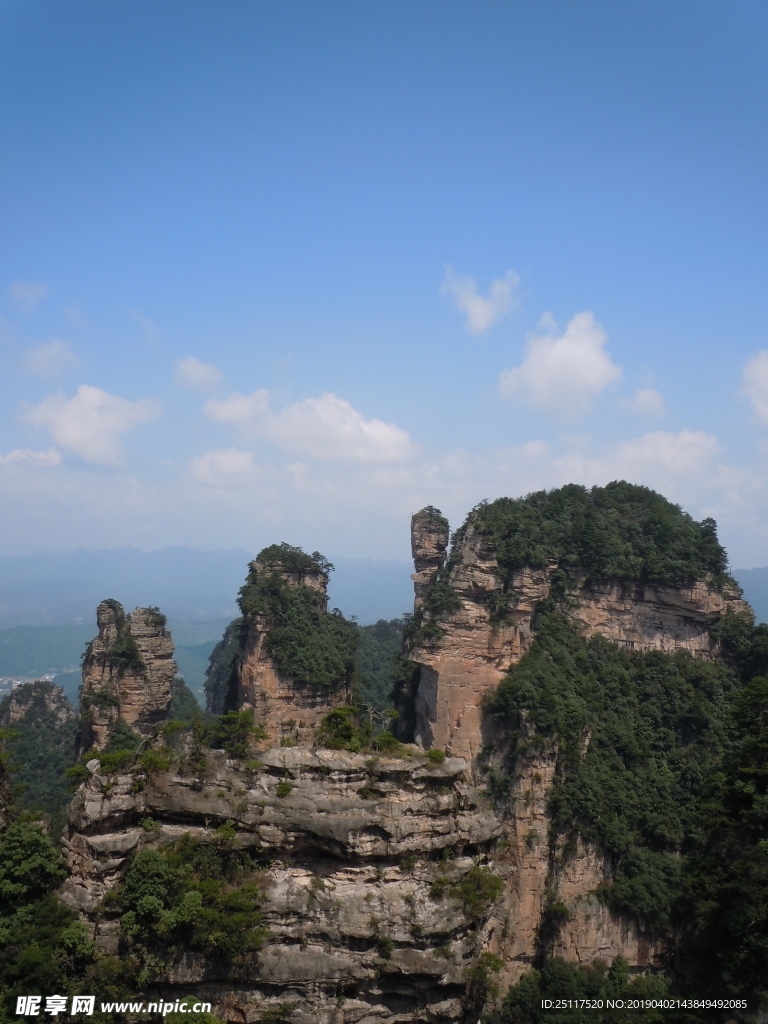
[0,547,414,629]
[2,548,766,707]
[0,548,415,703]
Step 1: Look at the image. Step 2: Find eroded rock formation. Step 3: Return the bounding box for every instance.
[62,745,501,1024]
[80,601,176,749]
[411,506,450,609]
[407,516,747,763]
[0,680,75,728]
[57,501,751,1019]
[402,503,746,986]
[236,553,351,746]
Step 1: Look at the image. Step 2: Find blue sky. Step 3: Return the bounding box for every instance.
[2,0,768,567]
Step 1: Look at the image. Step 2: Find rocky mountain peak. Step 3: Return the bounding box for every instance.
[235,545,355,745]
[80,600,177,749]
[0,680,75,728]
[410,506,449,609]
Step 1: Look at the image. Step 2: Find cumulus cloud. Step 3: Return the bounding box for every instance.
[622,387,665,417]
[742,350,768,423]
[204,390,416,462]
[10,281,48,312]
[23,384,158,465]
[175,356,223,391]
[24,339,77,376]
[498,311,621,418]
[440,266,520,335]
[0,447,60,466]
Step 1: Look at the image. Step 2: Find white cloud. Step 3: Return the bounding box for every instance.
[742,350,768,423]
[204,390,416,462]
[0,447,60,467]
[622,387,665,417]
[498,311,621,418]
[10,281,48,312]
[24,339,77,376]
[189,448,257,486]
[175,356,223,391]
[23,384,158,465]
[440,266,520,335]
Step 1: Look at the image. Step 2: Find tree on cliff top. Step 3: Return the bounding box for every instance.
[238,545,357,691]
[466,480,730,589]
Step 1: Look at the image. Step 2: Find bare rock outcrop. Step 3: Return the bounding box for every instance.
[62,744,502,1024]
[80,601,176,749]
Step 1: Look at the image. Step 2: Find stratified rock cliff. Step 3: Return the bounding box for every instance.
[406,500,746,763]
[80,601,177,749]
[56,494,763,1020]
[62,743,502,1024]
[401,485,747,987]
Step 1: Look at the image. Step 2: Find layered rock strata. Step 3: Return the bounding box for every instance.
[237,558,348,745]
[80,601,176,749]
[407,515,747,763]
[63,745,502,1024]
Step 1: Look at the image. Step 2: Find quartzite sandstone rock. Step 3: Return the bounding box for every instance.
[411,506,450,610]
[62,744,502,1024]
[80,601,177,749]
[236,558,349,745]
[407,519,747,763]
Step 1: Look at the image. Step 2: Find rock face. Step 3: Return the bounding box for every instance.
[411,506,450,609]
[481,745,664,988]
[403,506,746,985]
[0,680,75,728]
[237,558,349,746]
[80,601,177,749]
[407,518,747,763]
[63,744,502,1024]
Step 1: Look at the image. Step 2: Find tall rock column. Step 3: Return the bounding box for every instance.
[236,547,355,745]
[410,506,449,609]
[80,600,177,749]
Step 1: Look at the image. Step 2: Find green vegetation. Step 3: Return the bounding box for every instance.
[450,865,504,920]
[144,606,167,629]
[204,617,243,714]
[116,835,267,975]
[0,819,108,1019]
[674,610,768,1004]
[168,675,202,724]
[238,544,357,691]
[484,957,679,1024]
[473,481,729,591]
[426,747,446,765]
[314,705,405,755]
[355,618,405,712]
[484,596,768,1008]
[0,682,78,831]
[486,607,736,934]
[408,483,732,643]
